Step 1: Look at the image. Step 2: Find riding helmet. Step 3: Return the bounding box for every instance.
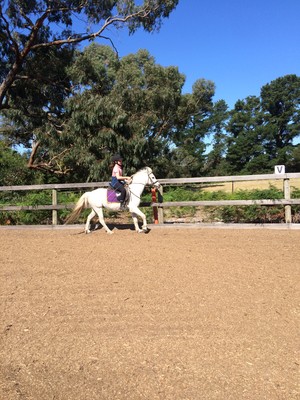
[112,154,123,162]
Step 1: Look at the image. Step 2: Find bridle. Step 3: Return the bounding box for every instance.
[146,170,160,188]
[128,168,160,188]
[127,168,160,201]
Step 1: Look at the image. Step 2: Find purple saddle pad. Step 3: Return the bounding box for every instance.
[107,189,120,203]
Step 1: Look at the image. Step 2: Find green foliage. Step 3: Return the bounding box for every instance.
[0,189,80,225]
[0,0,179,179]
[158,185,292,223]
[0,191,52,225]
[170,79,217,177]
[224,75,300,175]
[1,184,299,225]
[0,142,38,185]
[1,1,300,182]
[292,187,300,198]
[0,0,179,107]
[2,16,300,181]
[213,186,284,223]
[20,45,193,181]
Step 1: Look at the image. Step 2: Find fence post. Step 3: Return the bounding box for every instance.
[284,178,291,223]
[52,189,58,225]
[157,186,164,224]
[151,188,158,224]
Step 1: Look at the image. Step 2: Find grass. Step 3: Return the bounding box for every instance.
[200,178,300,193]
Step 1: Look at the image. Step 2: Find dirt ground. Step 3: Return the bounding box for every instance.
[0,226,299,400]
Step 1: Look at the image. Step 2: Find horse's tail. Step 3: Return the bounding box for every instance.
[65,192,89,224]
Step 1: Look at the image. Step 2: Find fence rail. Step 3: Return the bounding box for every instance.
[1,172,300,225]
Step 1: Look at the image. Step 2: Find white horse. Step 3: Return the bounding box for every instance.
[65,167,160,234]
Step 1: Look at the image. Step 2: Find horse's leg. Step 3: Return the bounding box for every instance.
[94,206,113,234]
[131,212,142,233]
[130,207,149,233]
[85,210,96,233]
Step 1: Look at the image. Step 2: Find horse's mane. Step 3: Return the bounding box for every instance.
[132,166,151,176]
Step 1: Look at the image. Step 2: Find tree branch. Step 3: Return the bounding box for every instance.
[0,6,20,58]
[30,8,153,51]
[27,140,41,168]
[0,2,161,109]
[28,140,73,175]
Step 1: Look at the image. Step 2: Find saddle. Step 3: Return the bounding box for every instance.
[107,185,130,206]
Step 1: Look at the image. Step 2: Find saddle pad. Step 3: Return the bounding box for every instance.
[107,189,120,203]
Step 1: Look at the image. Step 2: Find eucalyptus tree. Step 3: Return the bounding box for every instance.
[0,0,179,110]
[170,78,217,177]
[225,96,267,174]
[111,48,187,177]
[0,141,37,185]
[204,99,229,176]
[1,45,74,151]
[225,75,300,174]
[7,44,191,181]
[260,74,300,167]
[0,0,179,180]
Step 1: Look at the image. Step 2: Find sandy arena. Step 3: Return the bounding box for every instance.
[0,226,299,400]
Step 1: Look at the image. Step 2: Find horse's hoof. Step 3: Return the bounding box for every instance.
[85,230,91,234]
[106,230,113,235]
[94,223,101,230]
[137,227,150,234]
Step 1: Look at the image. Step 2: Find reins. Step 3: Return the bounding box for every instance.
[126,169,158,201]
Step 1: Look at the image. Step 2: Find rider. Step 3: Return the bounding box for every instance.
[110,154,131,208]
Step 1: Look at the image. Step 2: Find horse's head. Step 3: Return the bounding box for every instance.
[145,167,161,189]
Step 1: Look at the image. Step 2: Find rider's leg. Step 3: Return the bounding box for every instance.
[112,181,126,203]
[119,185,126,204]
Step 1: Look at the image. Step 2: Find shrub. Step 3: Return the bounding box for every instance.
[0,184,299,225]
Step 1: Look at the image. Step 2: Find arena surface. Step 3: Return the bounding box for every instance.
[0,226,299,400]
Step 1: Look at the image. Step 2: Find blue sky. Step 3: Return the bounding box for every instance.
[94,0,300,109]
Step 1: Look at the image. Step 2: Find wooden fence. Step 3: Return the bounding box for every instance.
[1,172,300,225]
